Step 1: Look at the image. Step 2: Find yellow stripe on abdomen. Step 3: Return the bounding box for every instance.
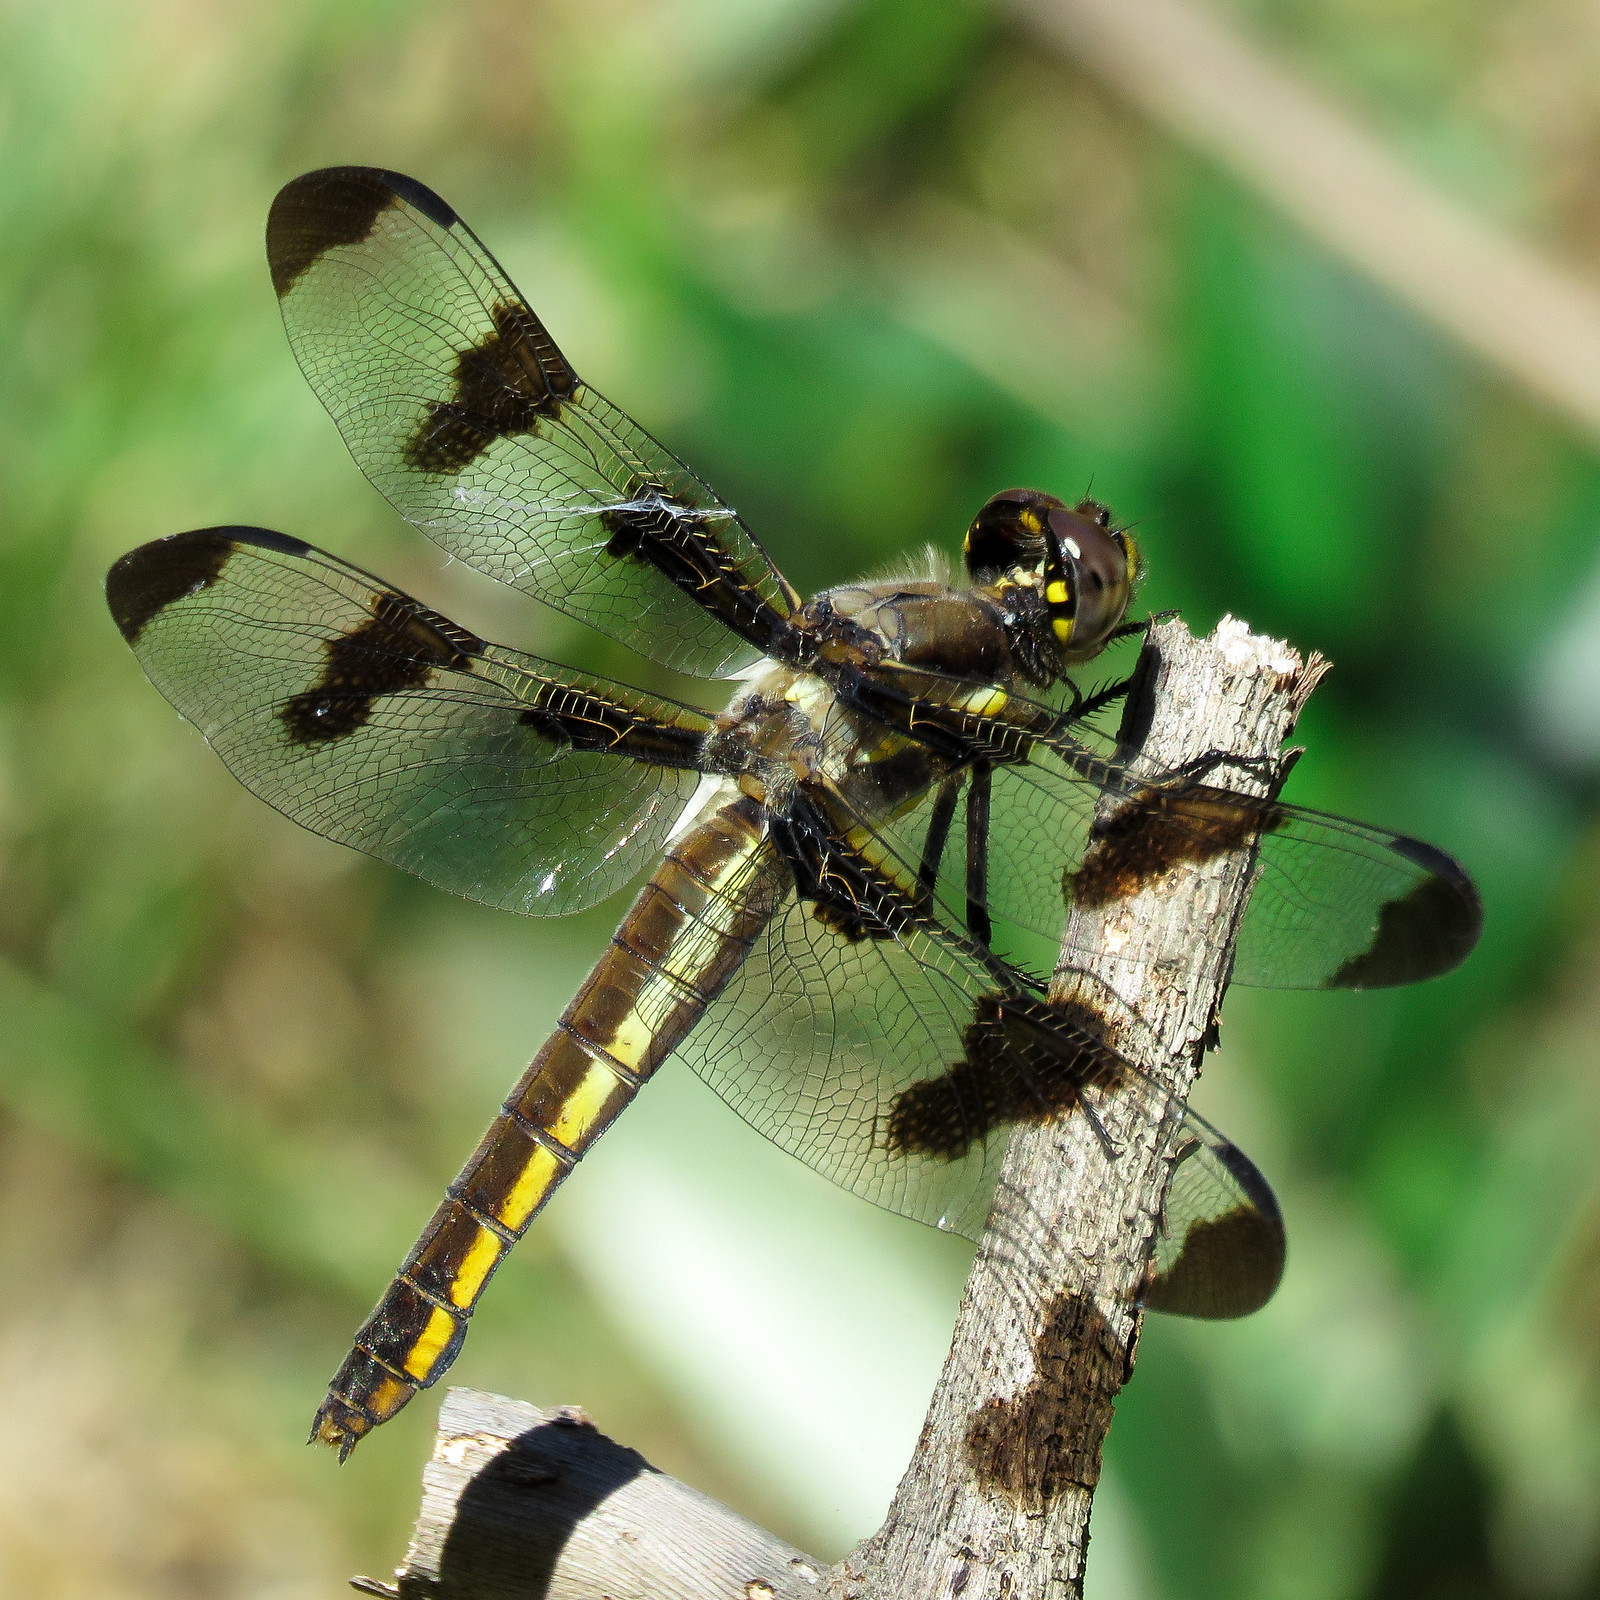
[448,1225,503,1309]
[310,795,780,1458]
[403,1304,459,1381]
[496,1140,565,1233]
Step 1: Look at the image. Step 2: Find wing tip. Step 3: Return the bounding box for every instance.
[1144,1134,1286,1319]
[106,525,310,644]
[267,166,457,297]
[1327,835,1484,989]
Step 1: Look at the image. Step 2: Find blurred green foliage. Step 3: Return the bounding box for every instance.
[5,1,1600,1596]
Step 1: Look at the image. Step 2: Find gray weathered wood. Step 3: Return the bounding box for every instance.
[373,615,1316,1600]
[372,1388,824,1600]
[837,615,1314,1600]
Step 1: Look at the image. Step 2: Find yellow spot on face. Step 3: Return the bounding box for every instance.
[1019,509,1042,533]
[1045,580,1070,605]
[449,1226,505,1308]
[497,1144,563,1232]
[552,1058,630,1144]
[1053,617,1075,643]
[403,1305,457,1380]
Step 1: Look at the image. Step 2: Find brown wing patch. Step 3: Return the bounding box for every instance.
[516,695,705,769]
[271,169,397,297]
[1143,1200,1283,1317]
[1327,866,1484,989]
[280,592,484,744]
[268,168,459,297]
[404,301,579,475]
[883,994,1120,1162]
[1069,786,1276,909]
[106,528,239,643]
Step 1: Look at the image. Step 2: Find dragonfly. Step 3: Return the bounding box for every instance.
[105,168,1482,1459]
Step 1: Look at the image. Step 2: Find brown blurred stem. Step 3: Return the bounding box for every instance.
[1010,0,1600,448]
[374,617,1316,1600]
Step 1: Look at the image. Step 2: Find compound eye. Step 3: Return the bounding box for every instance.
[964,488,1066,580]
[1044,506,1134,662]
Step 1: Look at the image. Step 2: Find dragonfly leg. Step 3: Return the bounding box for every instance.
[1077,1092,1122,1162]
[1106,607,1178,644]
[1073,675,1136,721]
[917,772,963,904]
[966,760,994,947]
[1152,746,1285,792]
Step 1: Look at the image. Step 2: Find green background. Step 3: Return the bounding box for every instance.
[4,1,1599,1596]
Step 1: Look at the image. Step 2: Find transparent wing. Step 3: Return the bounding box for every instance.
[106,526,711,916]
[266,167,797,678]
[847,667,1481,990]
[681,877,1284,1315]
[684,879,1007,1237]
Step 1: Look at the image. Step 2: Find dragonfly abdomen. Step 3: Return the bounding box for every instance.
[310,792,780,1458]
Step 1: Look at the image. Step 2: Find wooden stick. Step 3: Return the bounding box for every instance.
[839,616,1312,1599]
[377,616,1316,1600]
[371,1389,823,1600]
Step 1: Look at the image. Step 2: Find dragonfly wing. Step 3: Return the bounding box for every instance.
[266,167,798,677]
[107,526,712,915]
[680,869,1285,1315]
[841,662,1481,990]
[1145,1110,1284,1317]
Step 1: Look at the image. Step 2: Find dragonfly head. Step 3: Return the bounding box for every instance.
[963,489,1140,665]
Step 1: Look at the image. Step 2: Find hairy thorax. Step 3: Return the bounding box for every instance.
[704,575,1045,823]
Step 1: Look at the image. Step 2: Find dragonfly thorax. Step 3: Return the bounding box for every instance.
[708,573,1041,820]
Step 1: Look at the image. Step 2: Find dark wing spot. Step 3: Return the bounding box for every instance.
[377,169,457,228]
[517,706,582,747]
[224,526,312,558]
[1069,787,1273,910]
[884,994,1120,1162]
[1143,1203,1284,1319]
[517,700,705,769]
[268,168,403,298]
[280,593,484,745]
[106,528,239,643]
[1144,1139,1285,1318]
[964,1290,1122,1510]
[1327,841,1484,988]
[600,485,715,564]
[599,494,664,559]
[404,301,579,475]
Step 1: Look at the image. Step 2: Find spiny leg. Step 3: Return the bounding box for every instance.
[1105,607,1178,645]
[1073,676,1136,722]
[1150,747,1287,792]
[966,759,994,948]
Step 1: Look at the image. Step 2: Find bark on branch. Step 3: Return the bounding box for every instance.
[370,617,1318,1600]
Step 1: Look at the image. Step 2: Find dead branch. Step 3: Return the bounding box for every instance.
[369,1389,823,1600]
